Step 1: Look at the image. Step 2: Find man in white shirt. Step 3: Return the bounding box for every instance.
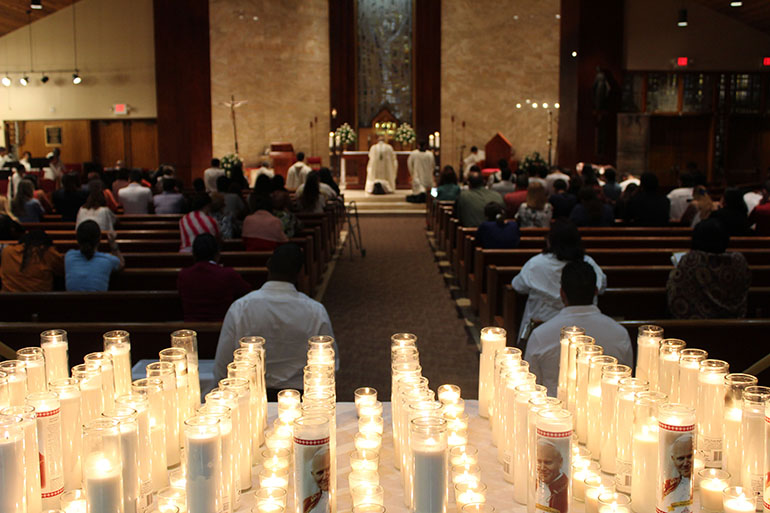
[406,141,435,200]
[667,173,695,223]
[545,167,571,195]
[214,243,335,394]
[365,136,397,194]
[618,171,641,192]
[286,152,312,191]
[523,260,632,397]
[249,161,275,187]
[203,158,225,193]
[463,146,486,177]
[117,170,153,214]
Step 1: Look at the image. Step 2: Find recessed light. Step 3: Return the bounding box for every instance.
[516,103,521,109]
[571,51,578,57]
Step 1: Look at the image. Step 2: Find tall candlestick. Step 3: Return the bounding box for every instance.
[656,403,695,513]
[635,325,662,388]
[1,405,42,512]
[600,365,631,473]
[697,360,729,468]
[586,356,617,459]
[740,386,770,510]
[185,416,222,513]
[511,383,546,494]
[575,342,603,443]
[27,392,65,508]
[171,329,201,409]
[49,378,83,491]
[557,326,585,405]
[658,339,685,401]
[630,391,667,513]
[534,409,573,513]
[0,360,27,406]
[0,415,26,512]
[615,378,649,493]
[478,327,506,418]
[17,347,47,393]
[567,335,595,414]
[40,329,69,383]
[82,418,124,513]
[103,330,132,398]
[410,417,447,513]
[146,361,181,467]
[724,374,757,486]
[678,349,707,410]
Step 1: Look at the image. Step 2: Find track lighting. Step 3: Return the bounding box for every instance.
[30,0,42,9]
[1,76,10,87]
[40,74,49,84]
[72,72,81,85]
[678,9,688,27]
[730,1,743,6]
[19,76,29,86]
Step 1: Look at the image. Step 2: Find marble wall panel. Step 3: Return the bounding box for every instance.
[210,0,331,166]
[441,0,560,169]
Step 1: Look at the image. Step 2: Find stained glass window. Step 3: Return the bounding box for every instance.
[646,73,679,113]
[357,0,413,127]
[682,74,713,113]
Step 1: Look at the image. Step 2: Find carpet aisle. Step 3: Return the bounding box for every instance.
[323,215,479,401]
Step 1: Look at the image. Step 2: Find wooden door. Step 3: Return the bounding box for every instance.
[129,120,158,170]
[93,120,127,168]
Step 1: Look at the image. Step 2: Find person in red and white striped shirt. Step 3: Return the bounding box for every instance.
[179,193,220,252]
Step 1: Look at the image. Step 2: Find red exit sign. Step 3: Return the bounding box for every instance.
[677,57,689,67]
[764,57,770,67]
[114,103,128,115]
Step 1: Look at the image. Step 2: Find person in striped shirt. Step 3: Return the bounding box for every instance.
[179,193,220,252]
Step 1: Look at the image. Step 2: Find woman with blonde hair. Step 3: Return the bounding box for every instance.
[516,181,553,227]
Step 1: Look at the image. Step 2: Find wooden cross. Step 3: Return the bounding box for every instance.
[222,94,248,154]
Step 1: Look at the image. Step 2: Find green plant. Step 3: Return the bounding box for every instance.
[520,151,548,176]
[394,123,416,144]
[221,153,242,175]
[334,123,357,146]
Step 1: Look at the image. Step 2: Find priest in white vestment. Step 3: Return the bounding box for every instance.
[463,146,486,176]
[407,142,436,194]
[365,136,397,193]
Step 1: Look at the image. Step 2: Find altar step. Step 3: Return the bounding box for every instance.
[341,189,426,215]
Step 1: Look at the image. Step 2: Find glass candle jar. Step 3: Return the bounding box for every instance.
[677,349,708,410]
[16,347,46,393]
[635,325,663,387]
[455,482,487,510]
[352,505,385,513]
[478,326,506,418]
[84,352,116,410]
[410,417,448,513]
[585,475,615,513]
[131,377,168,490]
[229,361,261,463]
[197,403,236,512]
[599,365,632,474]
[0,360,26,406]
[492,347,522,443]
[82,418,123,513]
[349,470,379,490]
[102,406,141,513]
[533,409,573,513]
[437,384,461,405]
[103,330,132,397]
[450,445,478,467]
[557,326,585,406]
[170,329,201,410]
[630,391,667,513]
[157,486,187,513]
[740,386,770,509]
[49,377,82,491]
[1,405,41,511]
[351,449,379,472]
[351,484,384,507]
[575,342,603,443]
[219,378,252,492]
[597,492,632,513]
[60,489,87,512]
[355,387,378,411]
[567,335,596,417]
[160,348,192,438]
[657,339,686,401]
[511,383,546,496]
[699,468,730,512]
[615,378,649,494]
[146,361,181,467]
[585,355,617,460]
[185,416,222,513]
[293,416,331,512]
[0,414,26,512]
[723,374,757,486]
[656,403,696,513]
[27,392,64,508]
[71,363,102,425]
[40,328,69,383]
[697,360,729,468]
[723,486,755,513]
[255,486,288,509]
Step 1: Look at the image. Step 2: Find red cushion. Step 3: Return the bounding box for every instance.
[481,168,498,177]
[243,237,279,251]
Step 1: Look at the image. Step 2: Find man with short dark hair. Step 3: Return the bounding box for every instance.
[548,179,577,219]
[204,158,225,193]
[524,260,632,396]
[213,243,335,395]
[118,169,153,214]
[407,141,435,203]
[463,145,485,177]
[490,166,516,198]
[153,177,185,214]
[286,152,312,191]
[177,233,251,322]
[456,170,505,227]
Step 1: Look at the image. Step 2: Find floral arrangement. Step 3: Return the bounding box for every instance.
[520,151,548,176]
[394,123,416,144]
[221,153,242,175]
[334,123,357,146]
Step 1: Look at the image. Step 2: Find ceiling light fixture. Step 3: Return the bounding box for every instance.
[20,76,29,86]
[678,9,688,27]
[730,1,743,6]
[30,0,42,9]
[72,72,81,85]
[70,0,81,85]
[2,75,10,87]
[516,103,522,109]
[40,73,48,84]
[555,103,560,109]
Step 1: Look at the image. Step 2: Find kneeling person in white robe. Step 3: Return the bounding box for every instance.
[407,141,436,195]
[365,136,397,193]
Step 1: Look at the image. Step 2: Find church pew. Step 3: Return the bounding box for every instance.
[480,264,770,327]
[25,221,180,231]
[470,248,770,313]
[122,251,273,268]
[43,230,182,240]
[0,291,184,322]
[110,266,271,291]
[500,285,770,338]
[43,214,184,222]
[0,321,223,366]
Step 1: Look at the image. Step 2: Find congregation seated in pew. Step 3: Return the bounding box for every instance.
[0,230,63,292]
[242,194,288,251]
[65,220,124,292]
[76,180,117,232]
[179,192,220,252]
[475,202,520,250]
[456,169,504,227]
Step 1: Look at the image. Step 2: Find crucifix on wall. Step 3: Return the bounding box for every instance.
[221,94,248,154]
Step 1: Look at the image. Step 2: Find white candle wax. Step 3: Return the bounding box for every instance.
[147,363,180,467]
[41,339,69,383]
[600,376,622,473]
[55,385,83,490]
[724,407,742,485]
[697,363,728,468]
[502,371,534,480]
[6,368,26,406]
[598,506,631,513]
[678,358,702,410]
[186,432,221,513]
[630,426,658,513]
[478,327,506,418]
[635,331,661,387]
[106,342,131,397]
[512,387,541,495]
[658,352,680,402]
[725,497,755,513]
[79,373,103,424]
[413,443,447,513]
[0,422,25,512]
[22,358,46,393]
[741,387,769,508]
[119,421,141,513]
[586,485,611,513]
[586,385,602,458]
[84,453,123,513]
[701,477,728,511]
[28,393,64,508]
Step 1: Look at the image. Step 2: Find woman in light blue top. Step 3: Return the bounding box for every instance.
[65,220,124,291]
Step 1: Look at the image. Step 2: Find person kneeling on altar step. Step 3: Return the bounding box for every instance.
[213,242,336,400]
[365,135,397,194]
[523,260,633,397]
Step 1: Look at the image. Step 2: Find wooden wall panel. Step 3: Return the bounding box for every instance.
[328,0,356,131]
[414,0,441,142]
[16,120,92,164]
[154,0,211,186]
[130,120,159,170]
[649,116,711,187]
[93,121,127,169]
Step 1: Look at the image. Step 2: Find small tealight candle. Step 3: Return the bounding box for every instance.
[352,505,386,513]
[157,487,187,513]
[723,486,755,513]
[169,467,186,489]
[272,419,293,439]
[451,464,481,487]
[446,412,469,432]
[351,484,385,507]
[455,482,487,509]
[693,456,706,490]
[573,460,601,501]
[443,399,465,418]
[461,505,496,512]
[349,470,379,490]
[450,445,479,467]
[261,448,291,472]
[60,489,87,513]
[255,486,288,509]
[448,428,468,448]
[350,449,379,472]
[358,400,383,417]
[259,467,289,490]
[354,431,382,453]
[598,492,632,513]
[252,504,284,513]
[437,384,461,404]
[700,469,730,512]
[354,387,378,410]
[358,415,384,436]
[265,431,292,452]
[585,475,616,513]
[147,506,180,513]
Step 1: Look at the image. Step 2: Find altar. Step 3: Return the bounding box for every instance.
[340,150,414,190]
